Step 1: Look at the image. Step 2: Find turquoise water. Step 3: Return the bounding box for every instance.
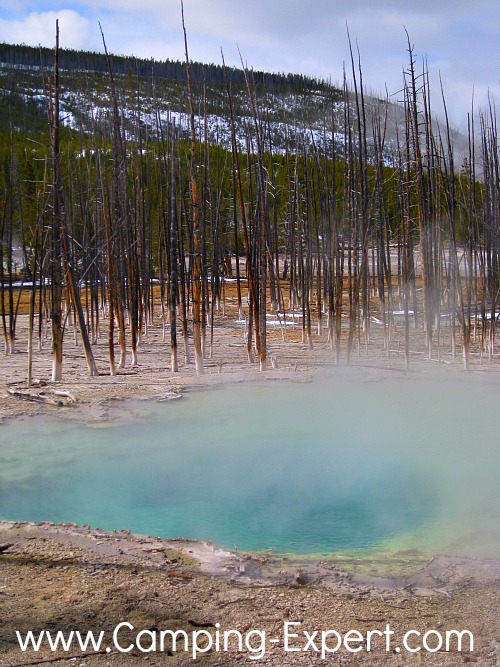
[0,374,499,556]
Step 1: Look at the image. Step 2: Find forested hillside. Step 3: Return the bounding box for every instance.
[0,41,339,147]
[0,41,329,88]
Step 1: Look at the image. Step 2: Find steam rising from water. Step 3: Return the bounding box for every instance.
[0,373,498,558]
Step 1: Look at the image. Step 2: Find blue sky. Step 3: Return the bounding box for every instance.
[0,0,498,129]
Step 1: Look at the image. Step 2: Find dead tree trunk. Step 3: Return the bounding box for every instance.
[182,2,204,375]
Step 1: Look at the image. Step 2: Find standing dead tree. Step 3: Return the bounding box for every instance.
[0,136,21,356]
[181,1,204,375]
[222,53,260,364]
[47,21,98,380]
[240,57,268,370]
[100,24,131,370]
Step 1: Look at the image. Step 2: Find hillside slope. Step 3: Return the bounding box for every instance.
[0,42,469,165]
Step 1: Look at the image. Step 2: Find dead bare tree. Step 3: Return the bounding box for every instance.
[48,21,99,379]
[181,1,204,375]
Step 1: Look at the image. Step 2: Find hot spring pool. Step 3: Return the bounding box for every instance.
[0,373,498,557]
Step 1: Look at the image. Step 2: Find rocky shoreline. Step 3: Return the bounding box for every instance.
[1,519,499,593]
[0,520,499,666]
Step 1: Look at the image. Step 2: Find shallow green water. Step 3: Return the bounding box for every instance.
[0,373,498,556]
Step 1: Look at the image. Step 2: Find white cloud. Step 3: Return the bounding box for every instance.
[0,9,92,50]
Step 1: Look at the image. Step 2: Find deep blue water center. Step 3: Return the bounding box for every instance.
[1,375,498,555]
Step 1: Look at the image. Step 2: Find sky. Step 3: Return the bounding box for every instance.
[0,0,498,130]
